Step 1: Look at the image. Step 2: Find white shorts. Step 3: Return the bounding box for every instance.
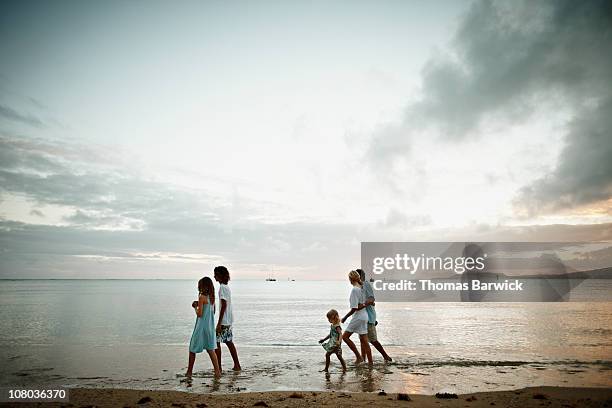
[346,318,368,335]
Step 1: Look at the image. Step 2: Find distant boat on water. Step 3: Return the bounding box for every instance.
[265,270,277,281]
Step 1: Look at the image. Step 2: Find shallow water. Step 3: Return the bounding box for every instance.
[1,279,611,394]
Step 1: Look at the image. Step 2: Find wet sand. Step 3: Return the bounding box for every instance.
[3,386,611,408]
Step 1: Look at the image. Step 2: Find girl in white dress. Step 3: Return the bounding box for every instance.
[341,270,373,365]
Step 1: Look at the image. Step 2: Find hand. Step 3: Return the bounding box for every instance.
[191,301,198,308]
[319,338,325,344]
[341,317,346,323]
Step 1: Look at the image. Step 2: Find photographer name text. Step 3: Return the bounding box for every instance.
[373,279,524,291]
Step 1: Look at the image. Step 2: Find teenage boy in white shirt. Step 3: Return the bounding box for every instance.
[214,265,242,372]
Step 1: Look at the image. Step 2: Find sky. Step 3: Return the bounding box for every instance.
[1,0,611,279]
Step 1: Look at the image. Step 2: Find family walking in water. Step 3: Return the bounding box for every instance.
[186,266,390,377]
[327,269,392,370]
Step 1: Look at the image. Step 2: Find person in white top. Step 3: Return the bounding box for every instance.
[214,265,241,372]
[341,270,373,365]
[357,268,392,362]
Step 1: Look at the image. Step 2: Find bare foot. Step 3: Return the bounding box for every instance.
[355,357,363,364]
[319,368,328,372]
[232,365,242,371]
[384,357,393,362]
[214,371,222,378]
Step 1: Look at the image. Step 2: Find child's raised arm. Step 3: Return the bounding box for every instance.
[319,333,330,344]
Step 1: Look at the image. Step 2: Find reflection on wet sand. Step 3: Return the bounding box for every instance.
[398,370,427,394]
[324,371,346,390]
[323,365,389,393]
[177,371,221,392]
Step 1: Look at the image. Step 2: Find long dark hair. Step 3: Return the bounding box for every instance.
[197,276,215,305]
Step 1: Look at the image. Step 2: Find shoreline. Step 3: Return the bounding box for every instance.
[3,386,611,408]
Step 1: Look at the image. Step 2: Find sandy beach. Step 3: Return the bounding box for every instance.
[2,386,611,408]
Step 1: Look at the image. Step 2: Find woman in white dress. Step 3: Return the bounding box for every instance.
[341,270,373,365]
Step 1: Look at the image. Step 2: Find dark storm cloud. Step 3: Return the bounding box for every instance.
[368,0,612,213]
[517,98,612,214]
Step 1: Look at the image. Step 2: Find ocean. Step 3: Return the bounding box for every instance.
[1,279,611,394]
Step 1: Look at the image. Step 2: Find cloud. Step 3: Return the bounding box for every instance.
[367,0,612,214]
[516,97,612,214]
[0,104,44,127]
[5,133,608,278]
[0,135,363,278]
[73,251,225,264]
[381,208,431,229]
[1,128,610,280]
[62,209,146,231]
[0,135,220,231]
[29,209,44,217]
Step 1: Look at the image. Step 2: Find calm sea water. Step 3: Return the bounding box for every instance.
[0,279,611,394]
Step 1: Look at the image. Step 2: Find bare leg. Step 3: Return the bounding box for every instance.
[342,331,362,363]
[360,337,366,362]
[371,340,392,361]
[336,353,347,371]
[215,344,222,372]
[321,352,331,372]
[359,334,373,365]
[226,341,242,370]
[186,351,196,377]
[206,349,222,377]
